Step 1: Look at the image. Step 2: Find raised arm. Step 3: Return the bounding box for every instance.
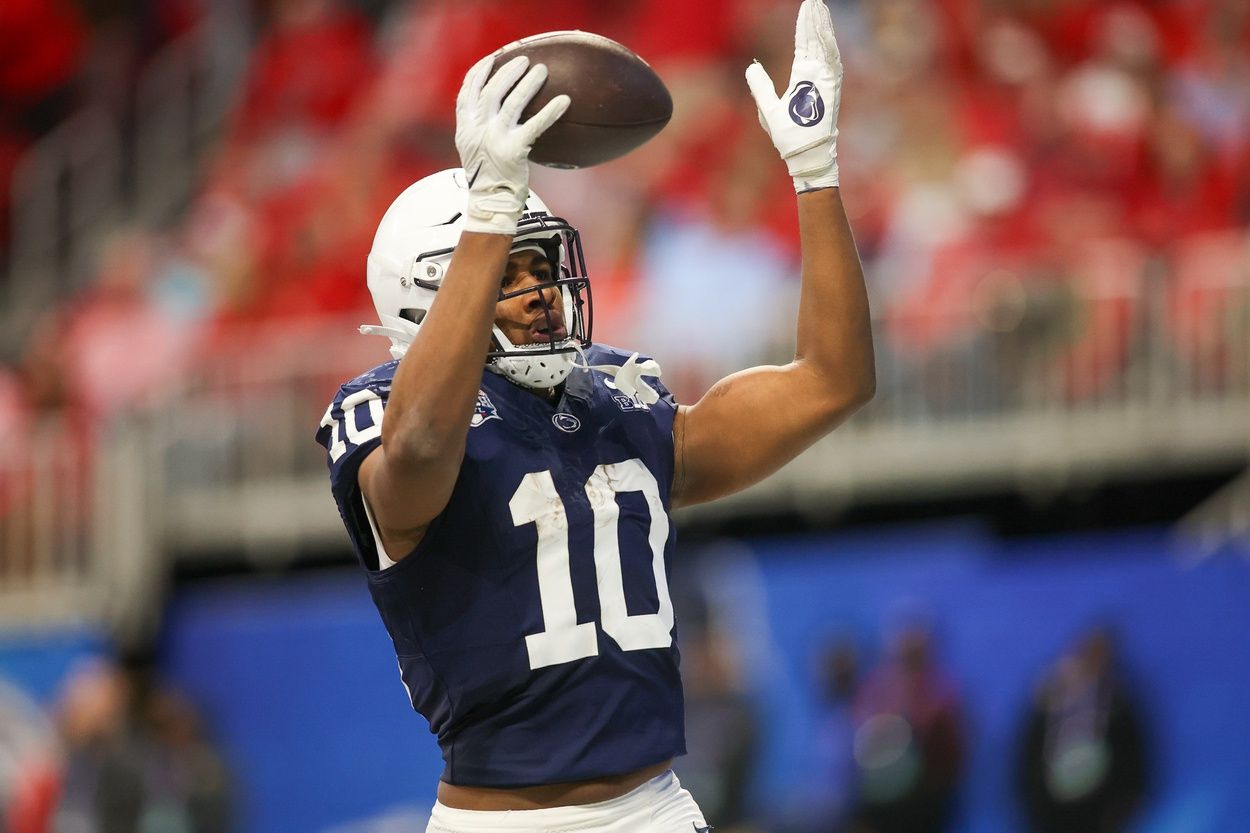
[672,0,874,508]
[358,56,569,559]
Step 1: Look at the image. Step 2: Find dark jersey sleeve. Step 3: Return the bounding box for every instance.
[646,362,679,412]
[588,342,679,457]
[315,361,397,570]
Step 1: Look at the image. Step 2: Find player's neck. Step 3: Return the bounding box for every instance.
[498,373,563,403]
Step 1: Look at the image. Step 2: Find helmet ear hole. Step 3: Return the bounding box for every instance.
[540,239,561,270]
[399,308,427,325]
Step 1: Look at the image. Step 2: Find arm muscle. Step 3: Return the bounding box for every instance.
[359,232,511,559]
[672,188,873,509]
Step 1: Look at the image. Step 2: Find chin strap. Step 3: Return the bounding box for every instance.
[573,347,664,405]
[359,314,419,360]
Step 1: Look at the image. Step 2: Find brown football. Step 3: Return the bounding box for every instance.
[489,31,672,169]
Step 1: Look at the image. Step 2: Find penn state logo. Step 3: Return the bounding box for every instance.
[551,412,581,433]
[788,81,825,127]
[469,391,500,428]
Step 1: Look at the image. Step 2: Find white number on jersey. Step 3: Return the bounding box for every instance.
[509,459,675,670]
[320,389,385,463]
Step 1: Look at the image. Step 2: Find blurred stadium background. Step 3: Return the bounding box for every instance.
[1,0,1249,831]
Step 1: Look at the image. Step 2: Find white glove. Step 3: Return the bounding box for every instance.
[745,0,843,193]
[455,55,571,235]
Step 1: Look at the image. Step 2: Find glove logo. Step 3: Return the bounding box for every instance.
[788,81,825,127]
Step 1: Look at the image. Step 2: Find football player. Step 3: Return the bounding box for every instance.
[316,2,871,831]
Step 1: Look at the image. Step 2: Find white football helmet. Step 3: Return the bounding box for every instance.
[363,168,592,389]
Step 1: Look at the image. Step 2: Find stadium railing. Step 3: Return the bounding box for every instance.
[2,233,1248,637]
[2,16,247,359]
[0,419,157,639]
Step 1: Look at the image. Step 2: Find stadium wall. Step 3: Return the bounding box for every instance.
[2,524,1247,833]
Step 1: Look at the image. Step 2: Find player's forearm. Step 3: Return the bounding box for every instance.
[382,232,511,465]
[793,187,875,414]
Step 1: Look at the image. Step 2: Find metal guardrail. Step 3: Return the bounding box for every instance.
[2,20,245,358]
[156,236,1250,548]
[0,420,158,639]
[0,15,246,634]
[5,108,122,331]
[0,421,92,624]
[2,232,1247,635]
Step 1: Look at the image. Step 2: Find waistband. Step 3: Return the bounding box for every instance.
[429,770,678,831]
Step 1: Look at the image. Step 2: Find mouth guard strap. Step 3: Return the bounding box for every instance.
[358,324,414,342]
[572,348,664,405]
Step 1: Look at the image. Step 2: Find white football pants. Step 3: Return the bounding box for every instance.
[425,770,710,833]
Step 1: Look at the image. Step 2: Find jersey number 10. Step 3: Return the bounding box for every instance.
[509,458,675,671]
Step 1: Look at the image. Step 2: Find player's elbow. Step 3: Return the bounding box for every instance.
[845,344,878,410]
[806,361,875,427]
[852,367,877,409]
[825,377,874,426]
[844,365,877,414]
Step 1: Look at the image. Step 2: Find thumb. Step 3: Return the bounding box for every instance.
[744,61,780,112]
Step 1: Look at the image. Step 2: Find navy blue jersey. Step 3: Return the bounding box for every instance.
[315,344,685,787]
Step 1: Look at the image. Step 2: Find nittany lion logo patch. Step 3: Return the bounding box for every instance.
[788,81,825,126]
[470,391,500,428]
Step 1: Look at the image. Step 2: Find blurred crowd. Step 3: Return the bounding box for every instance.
[0,657,233,833]
[0,4,1226,829]
[0,617,1149,833]
[0,0,202,245]
[2,0,1249,429]
[676,612,1150,833]
[5,0,1249,611]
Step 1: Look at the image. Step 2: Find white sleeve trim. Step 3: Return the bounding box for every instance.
[361,494,398,570]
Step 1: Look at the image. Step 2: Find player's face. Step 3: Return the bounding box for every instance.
[494,249,566,346]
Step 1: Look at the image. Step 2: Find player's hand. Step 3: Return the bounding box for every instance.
[455,55,571,235]
[745,0,842,193]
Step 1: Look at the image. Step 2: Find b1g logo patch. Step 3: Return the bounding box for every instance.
[604,378,651,412]
[470,391,501,428]
[612,394,649,413]
[788,81,825,126]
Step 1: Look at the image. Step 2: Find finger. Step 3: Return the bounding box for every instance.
[795,0,822,61]
[500,63,549,126]
[812,0,842,67]
[519,94,571,146]
[745,61,780,111]
[481,55,530,111]
[457,54,494,112]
